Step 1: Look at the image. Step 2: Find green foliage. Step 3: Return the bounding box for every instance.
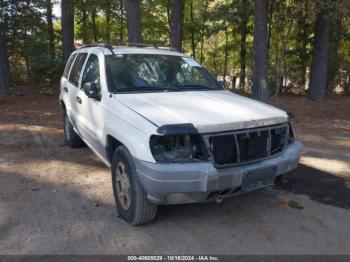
[1,0,63,85]
[1,0,349,94]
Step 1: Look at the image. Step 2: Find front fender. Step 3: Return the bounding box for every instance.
[102,103,158,163]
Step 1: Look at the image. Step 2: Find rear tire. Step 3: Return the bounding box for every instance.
[63,111,84,148]
[111,146,158,225]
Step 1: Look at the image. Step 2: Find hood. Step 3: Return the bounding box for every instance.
[117,90,288,133]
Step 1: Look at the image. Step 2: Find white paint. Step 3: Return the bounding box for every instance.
[117,90,288,133]
[60,46,288,164]
[182,57,202,67]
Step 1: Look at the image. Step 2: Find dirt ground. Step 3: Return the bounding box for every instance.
[0,87,350,255]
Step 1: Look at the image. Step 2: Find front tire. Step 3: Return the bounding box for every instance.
[63,111,84,148]
[111,146,158,225]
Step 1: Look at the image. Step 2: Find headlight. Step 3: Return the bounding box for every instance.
[150,134,209,163]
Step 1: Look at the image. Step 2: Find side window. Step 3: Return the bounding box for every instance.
[69,53,88,86]
[63,53,77,78]
[81,54,101,90]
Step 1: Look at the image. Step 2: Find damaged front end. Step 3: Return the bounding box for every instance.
[150,122,296,167]
[204,122,293,168]
[140,122,302,204]
[149,134,209,163]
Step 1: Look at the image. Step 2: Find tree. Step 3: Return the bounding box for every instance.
[125,0,143,43]
[239,0,249,90]
[91,0,98,42]
[46,0,55,59]
[76,0,89,44]
[61,0,75,62]
[252,0,269,102]
[0,22,12,95]
[274,6,294,96]
[267,0,274,52]
[296,0,311,90]
[103,0,112,42]
[327,9,343,91]
[309,6,330,102]
[119,0,125,43]
[200,0,208,63]
[223,27,229,88]
[190,0,196,58]
[169,0,184,52]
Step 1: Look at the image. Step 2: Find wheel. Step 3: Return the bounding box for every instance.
[63,111,84,148]
[111,146,158,225]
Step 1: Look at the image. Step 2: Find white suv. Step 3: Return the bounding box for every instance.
[59,44,303,225]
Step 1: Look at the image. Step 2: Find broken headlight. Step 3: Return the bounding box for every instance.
[150,134,209,163]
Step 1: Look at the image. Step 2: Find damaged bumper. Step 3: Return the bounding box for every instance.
[134,140,303,205]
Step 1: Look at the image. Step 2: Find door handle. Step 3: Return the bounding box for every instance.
[63,86,68,93]
[76,96,82,104]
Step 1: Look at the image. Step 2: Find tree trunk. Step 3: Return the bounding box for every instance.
[0,23,12,95]
[61,0,74,62]
[239,0,248,90]
[300,0,308,90]
[105,15,111,43]
[46,0,55,59]
[24,55,32,84]
[252,0,268,102]
[80,1,89,44]
[190,0,196,58]
[267,0,274,52]
[327,12,342,91]
[125,0,143,43]
[309,8,330,102]
[92,0,98,42]
[166,0,170,29]
[274,18,293,96]
[283,56,287,90]
[223,28,229,88]
[231,76,237,89]
[200,0,208,64]
[169,0,184,52]
[119,0,124,43]
[105,8,111,43]
[213,38,218,75]
[346,74,350,94]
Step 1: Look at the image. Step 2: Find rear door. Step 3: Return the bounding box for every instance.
[66,52,88,134]
[60,53,77,116]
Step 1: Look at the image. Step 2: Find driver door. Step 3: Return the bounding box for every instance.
[78,53,105,155]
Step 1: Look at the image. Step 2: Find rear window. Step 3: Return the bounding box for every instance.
[63,53,77,78]
[69,53,88,86]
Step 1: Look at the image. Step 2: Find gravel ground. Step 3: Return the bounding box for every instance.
[0,88,349,254]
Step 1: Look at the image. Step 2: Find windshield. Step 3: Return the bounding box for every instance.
[106,54,222,93]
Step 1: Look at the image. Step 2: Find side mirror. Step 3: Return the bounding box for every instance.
[83,82,100,100]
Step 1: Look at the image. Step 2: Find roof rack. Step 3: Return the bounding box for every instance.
[117,42,177,51]
[79,43,116,55]
[79,42,177,54]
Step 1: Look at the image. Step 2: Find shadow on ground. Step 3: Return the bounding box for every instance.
[275,164,350,209]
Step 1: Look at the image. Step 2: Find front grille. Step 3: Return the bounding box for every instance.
[206,123,289,168]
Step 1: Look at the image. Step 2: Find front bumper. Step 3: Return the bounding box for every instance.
[134,140,303,205]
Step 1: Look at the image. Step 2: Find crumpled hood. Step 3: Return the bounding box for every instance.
[117,90,288,133]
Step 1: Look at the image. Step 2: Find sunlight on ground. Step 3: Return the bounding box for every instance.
[5,160,113,206]
[301,156,350,176]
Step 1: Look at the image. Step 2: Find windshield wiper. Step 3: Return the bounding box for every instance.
[176,84,221,90]
[114,85,181,93]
